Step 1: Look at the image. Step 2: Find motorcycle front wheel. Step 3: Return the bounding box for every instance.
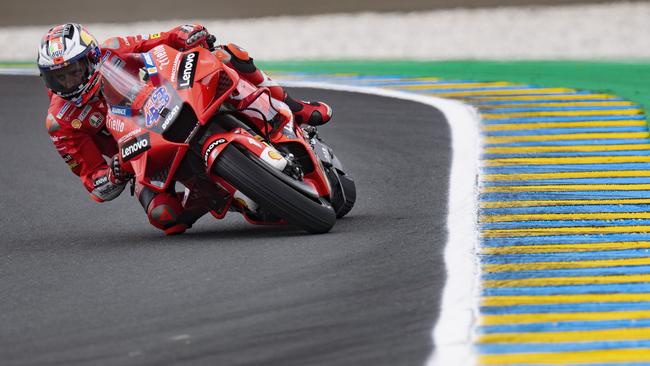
[214,144,336,234]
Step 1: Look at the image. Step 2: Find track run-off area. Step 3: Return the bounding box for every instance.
[279,72,650,365]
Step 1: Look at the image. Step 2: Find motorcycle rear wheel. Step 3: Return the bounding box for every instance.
[214,144,336,234]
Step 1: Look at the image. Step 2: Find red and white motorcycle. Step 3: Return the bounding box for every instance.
[100,44,355,234]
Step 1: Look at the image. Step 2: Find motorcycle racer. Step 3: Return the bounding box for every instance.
[38,23,332,235]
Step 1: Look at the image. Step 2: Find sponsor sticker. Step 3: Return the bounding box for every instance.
[150,33,161,39]
[49,40,65,58]
[177,52,198,89]
[63,154,79,169]
[143,52,154,66]
[247,137,262,147]
[89,112,103,128]
[144,87,170,127]
[142,52,157,74]
[161,105,180,130]
[152,46,169,70]
[71,119,82,129]
[203,138,227,165]
[106,117,125,132]
[170,53,182,83]
[110,106,131,117]
[78,105,92,121]
[268,150,282,160]
[118,128,142,144]
[93,175,108,187]
[101,50,112,63]
[121,133,151,162]
[93,181,122,198]
[234,197,248,208]
[56,102,71,119]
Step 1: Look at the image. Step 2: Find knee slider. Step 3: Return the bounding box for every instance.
[146,192,185,232]
[225,43,257,74]
[226,43,249,61]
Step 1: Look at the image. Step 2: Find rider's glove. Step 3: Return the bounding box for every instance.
[169,24,212,50]
[109,154,134,184]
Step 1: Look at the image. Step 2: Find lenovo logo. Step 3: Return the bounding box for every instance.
[203,138,226,165]
[177,52,198,89]
[121,133,151,162]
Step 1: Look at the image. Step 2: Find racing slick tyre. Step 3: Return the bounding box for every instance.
[214,144,336,234]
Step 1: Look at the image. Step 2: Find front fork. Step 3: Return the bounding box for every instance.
[302,125,355,212]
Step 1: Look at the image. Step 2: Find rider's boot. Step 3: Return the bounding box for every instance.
[282,92,333,126]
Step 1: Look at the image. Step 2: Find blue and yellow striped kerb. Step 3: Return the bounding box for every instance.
[279,72,650,365]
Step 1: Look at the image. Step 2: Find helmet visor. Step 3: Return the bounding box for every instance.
[41,57,93,97]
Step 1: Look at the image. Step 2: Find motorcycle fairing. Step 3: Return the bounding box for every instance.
[100,44,337,220]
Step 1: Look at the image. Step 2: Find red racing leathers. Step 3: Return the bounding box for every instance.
[46,25,331,234]
[46,96,121,202]
[47,27,208,205]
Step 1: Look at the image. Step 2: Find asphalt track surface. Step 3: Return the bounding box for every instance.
[0,75,451,366]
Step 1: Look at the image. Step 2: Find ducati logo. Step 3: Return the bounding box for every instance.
[161,105,180,130]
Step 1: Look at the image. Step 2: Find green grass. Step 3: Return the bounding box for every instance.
[260,60,650,113]
[7,60,650,113]
[0,61,36,68]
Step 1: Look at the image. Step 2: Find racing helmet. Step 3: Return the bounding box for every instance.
[37,23,102,106]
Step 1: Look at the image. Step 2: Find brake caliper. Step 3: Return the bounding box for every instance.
[282,152,304,181]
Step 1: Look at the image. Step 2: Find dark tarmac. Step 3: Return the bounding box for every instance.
[0,75,451,365]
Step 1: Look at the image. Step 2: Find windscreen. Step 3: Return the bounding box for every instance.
[100,52,185,133]
[99,53,151,108]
